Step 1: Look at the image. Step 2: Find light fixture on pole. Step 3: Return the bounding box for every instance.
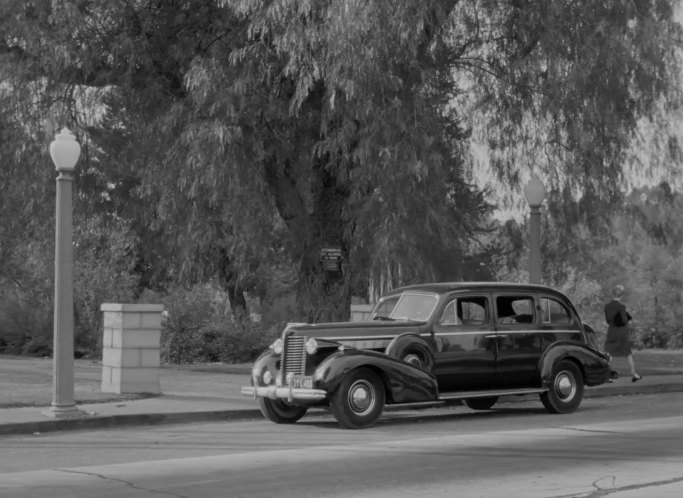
[44,128,84,419]
[523,176,546,285]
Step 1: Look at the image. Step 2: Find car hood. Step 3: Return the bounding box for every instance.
[284,320,425,340]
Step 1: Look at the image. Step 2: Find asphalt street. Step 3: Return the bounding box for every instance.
[1,393,682,497]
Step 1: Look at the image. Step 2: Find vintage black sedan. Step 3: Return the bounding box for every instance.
[241,282,612,429]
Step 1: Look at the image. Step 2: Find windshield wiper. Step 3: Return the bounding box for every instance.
[372,315,395,321]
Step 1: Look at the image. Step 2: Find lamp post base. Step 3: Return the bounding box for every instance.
[42,405,86,419]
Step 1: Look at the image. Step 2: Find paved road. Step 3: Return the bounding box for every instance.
[1,392,682,497]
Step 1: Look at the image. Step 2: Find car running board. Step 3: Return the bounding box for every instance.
[385,387,548,410]
[437,387,546,401]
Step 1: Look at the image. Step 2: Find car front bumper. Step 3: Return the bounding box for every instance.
[241,385,327,402]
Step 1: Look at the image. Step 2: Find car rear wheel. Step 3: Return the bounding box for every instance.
[330,368,385,429]
[540,360,584,414]
[258,398,308,424]
[464,396,499,410]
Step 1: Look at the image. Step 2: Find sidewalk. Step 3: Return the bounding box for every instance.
[2,355,683,436]
[0,356,261,435]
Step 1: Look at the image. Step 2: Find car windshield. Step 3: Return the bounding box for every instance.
[370,292,438,322]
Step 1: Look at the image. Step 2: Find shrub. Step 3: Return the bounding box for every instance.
[0,241,53,356]
[73,215,139,358]
[0,213,140,359]
[160,284,277,364]
[0,293,52,356]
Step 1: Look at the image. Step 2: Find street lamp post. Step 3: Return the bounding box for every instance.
[523,176,546,285]
[44,128,84,419]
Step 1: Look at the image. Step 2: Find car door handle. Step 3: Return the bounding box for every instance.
[484,335,498,339]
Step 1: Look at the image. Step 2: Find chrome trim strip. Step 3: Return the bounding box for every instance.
[324,329,581,342]
[421,331,486,336]
[325,335,397,341]
[241,386,327,401]
[492,329,580,334]
[423,329,580,337]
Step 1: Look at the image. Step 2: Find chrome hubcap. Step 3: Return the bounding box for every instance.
[348,380,375,415]
[556,372,576,400]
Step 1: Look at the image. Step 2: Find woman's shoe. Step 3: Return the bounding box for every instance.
[631,373,642,382]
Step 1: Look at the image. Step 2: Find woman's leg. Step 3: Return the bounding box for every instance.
[626,354,636,376]
[627,354,642,380]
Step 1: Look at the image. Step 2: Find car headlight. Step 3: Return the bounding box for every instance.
[263,371,273,385]
[270,338,283,354]
[305,338,318,355]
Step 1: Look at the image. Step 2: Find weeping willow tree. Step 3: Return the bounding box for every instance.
[1,0,680,322]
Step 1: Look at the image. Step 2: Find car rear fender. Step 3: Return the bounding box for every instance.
[314,348,438,404]
[539,341,612,387]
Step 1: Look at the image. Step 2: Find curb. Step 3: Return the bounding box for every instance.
[2,382,682,436]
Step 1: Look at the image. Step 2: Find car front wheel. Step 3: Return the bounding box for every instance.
[258,398,308,424]
[540,360,584,414]
[330,368,385,429]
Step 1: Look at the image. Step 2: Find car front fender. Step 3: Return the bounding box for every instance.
[539,341,611,387]
[314,348,438,404]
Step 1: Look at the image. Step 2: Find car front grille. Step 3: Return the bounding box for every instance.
[281,335,307,384]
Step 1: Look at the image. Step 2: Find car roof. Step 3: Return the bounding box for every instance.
[388,281,569,299]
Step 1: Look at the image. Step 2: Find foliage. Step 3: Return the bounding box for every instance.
[0,212,140,357]
[160,284,277,364]
[72,214,140,356]
[526,183,683,350]
[0,238,54,355]
[0,294,52,356]
[464,1,682,208]
[1,1,683,361]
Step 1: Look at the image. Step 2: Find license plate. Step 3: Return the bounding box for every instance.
[289,375,314,389]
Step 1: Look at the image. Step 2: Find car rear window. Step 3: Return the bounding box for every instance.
[496,296,535,325]
[540,297,574,327]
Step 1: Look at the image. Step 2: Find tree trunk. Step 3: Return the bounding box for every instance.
[296,158,351,323]
[217,248,249,318]
[297,243,351,323]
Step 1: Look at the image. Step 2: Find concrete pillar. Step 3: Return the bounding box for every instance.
[101,303,164,394]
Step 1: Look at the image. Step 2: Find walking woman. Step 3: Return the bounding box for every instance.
[604,284,642,382]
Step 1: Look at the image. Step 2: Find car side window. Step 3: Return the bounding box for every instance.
[438,296,489,326]
[439,300,460,325]
[496,295,535,325]
[540,297,575,327]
